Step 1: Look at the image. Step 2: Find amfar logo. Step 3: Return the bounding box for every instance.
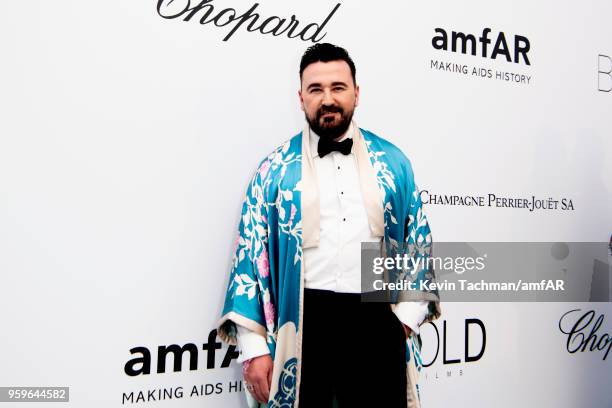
[432,27,531,65]
[421,318,486,367]
[598,54,611,92]
[124,330,238,376]
[558,309,611,361]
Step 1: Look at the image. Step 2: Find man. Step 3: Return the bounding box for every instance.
[218,43,441,407]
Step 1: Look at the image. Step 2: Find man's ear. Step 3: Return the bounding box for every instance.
[354,84,360,107]
[298,89,305,112]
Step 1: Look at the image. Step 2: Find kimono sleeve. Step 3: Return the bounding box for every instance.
[403,168,442,326]
[401,169,441,407]
[217,165,271,345]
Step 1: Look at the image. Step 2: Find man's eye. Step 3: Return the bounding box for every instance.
[333,87,345,91]
[310,88,322,93]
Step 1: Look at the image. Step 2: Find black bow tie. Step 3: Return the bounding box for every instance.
[317,137,353,158]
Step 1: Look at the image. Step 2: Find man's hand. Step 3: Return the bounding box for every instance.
[243,354,273,403]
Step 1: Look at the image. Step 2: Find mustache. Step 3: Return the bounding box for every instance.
[317,105,343,116]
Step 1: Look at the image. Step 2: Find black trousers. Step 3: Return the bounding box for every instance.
[298,289,408,408]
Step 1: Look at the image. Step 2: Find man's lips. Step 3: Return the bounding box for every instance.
[320,112,340,119]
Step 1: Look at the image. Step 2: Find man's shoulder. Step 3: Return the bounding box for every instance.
[266,131,302,160]
[252,131,303,180]
[359,127,413,170]
[360,127,419,194]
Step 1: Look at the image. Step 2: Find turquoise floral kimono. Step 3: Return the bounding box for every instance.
[218,123,441,408]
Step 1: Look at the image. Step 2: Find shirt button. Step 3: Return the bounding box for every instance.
[340,191,344,195]
[343,218,346,222]
[337,166,340,170]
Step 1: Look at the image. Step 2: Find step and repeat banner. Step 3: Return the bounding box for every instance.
[1,0,610,407]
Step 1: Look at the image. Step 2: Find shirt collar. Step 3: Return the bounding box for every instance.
[309,122,354,159]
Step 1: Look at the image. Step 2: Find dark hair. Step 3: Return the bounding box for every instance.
[299,43,356,85]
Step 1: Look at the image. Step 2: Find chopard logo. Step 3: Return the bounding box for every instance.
[558,309,611,361]
[156,0,341,42]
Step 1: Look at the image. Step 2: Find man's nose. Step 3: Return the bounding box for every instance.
[321,89,334,105]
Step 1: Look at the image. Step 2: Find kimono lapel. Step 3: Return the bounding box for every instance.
[300,124,320,249]
[352,123,385,237]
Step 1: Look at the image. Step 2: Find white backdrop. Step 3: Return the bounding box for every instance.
[1,0,611,407]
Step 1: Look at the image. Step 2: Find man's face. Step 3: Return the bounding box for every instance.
[299,60,359,140]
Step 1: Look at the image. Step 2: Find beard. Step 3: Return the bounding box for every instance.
[306,104,354,140]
